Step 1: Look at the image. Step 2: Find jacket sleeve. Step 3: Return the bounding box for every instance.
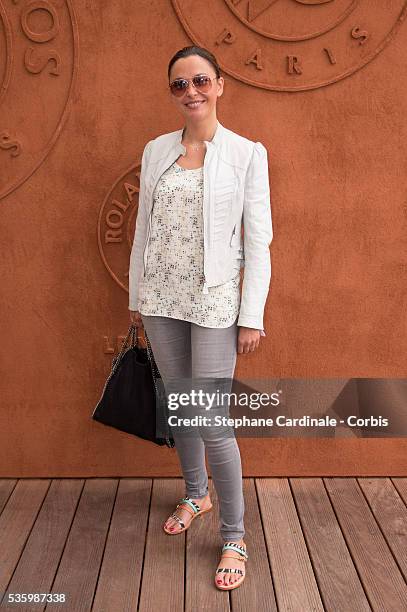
[237,141,273,330]
[128,140,152,311]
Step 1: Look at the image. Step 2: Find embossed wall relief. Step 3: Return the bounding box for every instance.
[171,0,407,90]
[0,0,78,199]
[98,0,407,313]
[98,162,141,294]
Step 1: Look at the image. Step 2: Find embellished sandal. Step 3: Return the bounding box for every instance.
[215,541,248,590]
[163,496,213,535]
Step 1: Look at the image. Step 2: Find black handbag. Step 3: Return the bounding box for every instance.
[92,323,175,447]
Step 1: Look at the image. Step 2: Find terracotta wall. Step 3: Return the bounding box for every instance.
[1,1,406,476]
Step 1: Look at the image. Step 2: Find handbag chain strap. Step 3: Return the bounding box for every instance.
[92,324,140,417]
[144,330,160,380]
[144,328,174,447]
[108,323,141,379]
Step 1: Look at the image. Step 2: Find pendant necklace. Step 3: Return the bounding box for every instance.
[183,140,206,152]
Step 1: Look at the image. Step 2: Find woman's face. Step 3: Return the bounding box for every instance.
[168,55,224,121]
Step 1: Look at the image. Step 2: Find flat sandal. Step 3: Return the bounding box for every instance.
[215,541,248,590]
[163,496,213,535]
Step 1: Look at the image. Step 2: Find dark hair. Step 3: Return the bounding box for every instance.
[168,45,221,82]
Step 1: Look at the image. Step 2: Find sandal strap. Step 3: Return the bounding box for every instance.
[169,514,185,529]
[221,542,248,561]
[220,552,247,562]
[170,497,199,527]
[175,503,195,518]
[216,568,244,575]
[178,497,200,514]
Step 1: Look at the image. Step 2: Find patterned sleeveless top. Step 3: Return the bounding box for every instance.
[138,160,241,327]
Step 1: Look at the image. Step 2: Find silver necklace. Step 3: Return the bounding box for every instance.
[183,140,206,152]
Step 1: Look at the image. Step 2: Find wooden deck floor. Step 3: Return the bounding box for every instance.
[0,478,406,611]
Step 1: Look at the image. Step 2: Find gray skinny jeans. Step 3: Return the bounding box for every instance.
[141,313,245,542]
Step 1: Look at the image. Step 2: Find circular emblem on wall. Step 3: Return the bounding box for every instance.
[0,0,78,199]
[171,0,407,90]
[97,162,141,295]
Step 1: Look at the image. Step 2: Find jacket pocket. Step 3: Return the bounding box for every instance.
[229,223,243,247]
[229,223,237,246]
[213,181,236,242]
[229,224,244,269]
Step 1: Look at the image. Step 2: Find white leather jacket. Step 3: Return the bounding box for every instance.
[129,119,273,331]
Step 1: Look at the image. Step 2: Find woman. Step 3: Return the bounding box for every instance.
[129,45,273,590]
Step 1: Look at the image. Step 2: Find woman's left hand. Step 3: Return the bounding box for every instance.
[237,327,262,354]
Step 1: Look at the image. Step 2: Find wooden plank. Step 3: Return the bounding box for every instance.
[0,480,17,512]
[392,477,407,503]
[358,478,407,581]
[1,479,83,612]
[92,479,151,611]
[325,477,407,611]
[138,479,185,612]
[0,480,50,595]
[291,478,370,611]
[256,478,324,611]
[50,479,118,609]
[185,479,230,612]
[232,478,278,611]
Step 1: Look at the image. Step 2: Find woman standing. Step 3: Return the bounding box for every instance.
[129,45,273,590]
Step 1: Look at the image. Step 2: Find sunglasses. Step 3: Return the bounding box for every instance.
[168,74,219,97]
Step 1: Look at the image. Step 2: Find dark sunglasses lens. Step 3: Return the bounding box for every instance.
[170,80,188,96]
[193,76,211,91]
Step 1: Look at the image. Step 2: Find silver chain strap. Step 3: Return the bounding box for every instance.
[92,325,138,417]
[144,328,174,447]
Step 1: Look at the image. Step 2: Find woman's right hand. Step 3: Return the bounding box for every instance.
[130,310,144,328]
